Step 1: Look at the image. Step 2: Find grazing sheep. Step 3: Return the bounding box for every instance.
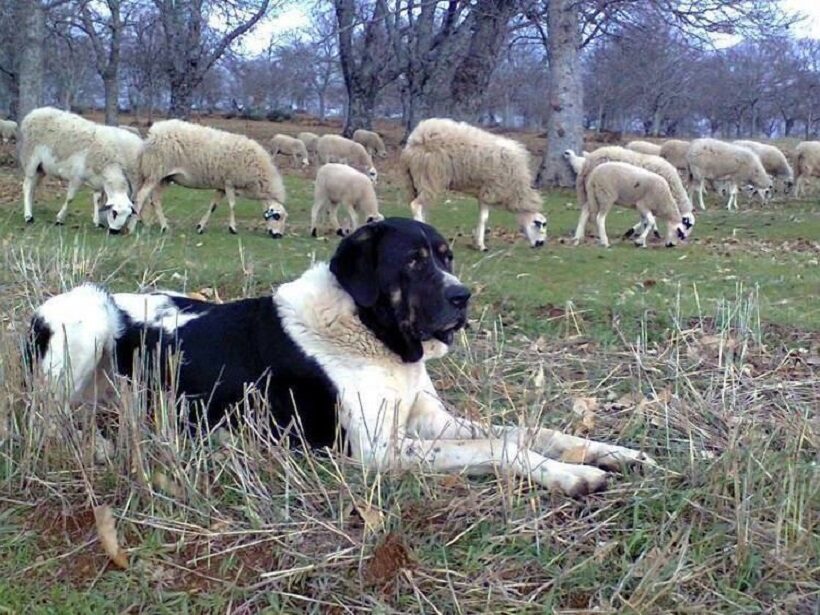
[563,149,586,176]
[0,118,17,142]
[626,140,662,156]
[659,139,690,173]
[118,125,142,136]
[311,163,384,237]
[124,119,287,238]
[316,134,378,182]
[271,133,309,168]
[686,138,772,211]
[298,131,319,158]
[733,140,794,197]
[352,128,388,159]
[400,118,547,251]
[577,146,695,237]
[793,141,820,197]
[19,107,141,227]
[575,161,691,248]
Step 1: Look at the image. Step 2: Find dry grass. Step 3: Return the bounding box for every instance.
[0,241,817,613]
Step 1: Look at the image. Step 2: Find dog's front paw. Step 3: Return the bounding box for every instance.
[560,465,608,497]
[592,446,656,472]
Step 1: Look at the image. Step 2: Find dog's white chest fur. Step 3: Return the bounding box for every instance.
[274,264,442,439]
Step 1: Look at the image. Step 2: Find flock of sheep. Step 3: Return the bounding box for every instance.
[4,106,819,250]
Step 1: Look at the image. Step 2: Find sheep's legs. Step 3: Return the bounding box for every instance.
[22,172,41,223]
[410,198,426,222]
[474,202,490,251]
[196,190,226,234]
[92,192,104,227]
[725,184,738,210]
[148,183,170,231]
[696,179,707,211]
[596,212,610,248]
[633,212,655,247]
[573,206,590,246]
[225,186,238,234]
[55,177,83,225]
[343,204,358,235]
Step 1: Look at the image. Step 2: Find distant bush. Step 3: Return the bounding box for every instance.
[265,109,293,123]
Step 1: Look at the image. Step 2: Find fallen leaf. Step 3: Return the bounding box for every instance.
[346,500,385,533]
[533,364,545,388]
[571,397,598,432]
[94,505,128,569]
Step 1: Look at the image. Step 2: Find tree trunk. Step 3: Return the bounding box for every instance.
[103,72,118,125]
[168,78,194,119]
[784,117,794,137]
[18,0,45,122]
[536,0,583,188]
[344,86,376,134]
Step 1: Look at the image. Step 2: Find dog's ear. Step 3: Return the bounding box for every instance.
[330,223,383,307]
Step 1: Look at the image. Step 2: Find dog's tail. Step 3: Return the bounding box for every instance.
[28,284,124,402]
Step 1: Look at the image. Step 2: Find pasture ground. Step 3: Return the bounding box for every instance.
[0,122,817,613]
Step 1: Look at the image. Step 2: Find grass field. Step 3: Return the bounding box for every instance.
[0,137,818,613]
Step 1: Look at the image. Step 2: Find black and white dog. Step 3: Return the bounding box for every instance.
[29,218,653,496]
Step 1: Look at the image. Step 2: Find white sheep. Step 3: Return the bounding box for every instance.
[0,118,17,142]
[271,133,309,168]
[563,149,586,175]
[733,140,794,197]
[400,118,547,251]
[352,128,388,158]
[316,134,378,182]
[659,139,690,173]
[793,141,820,197]
[626,140,662,156]
[310,163,384,237]
[19,107,142,227]
[686,138,772,211]
[298,131,319,158]
[122,119,288,238]
[118,125,142,137]
[575,161,692,248]
[576,146,695,240]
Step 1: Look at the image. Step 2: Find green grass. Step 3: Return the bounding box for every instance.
[0,167,817,612]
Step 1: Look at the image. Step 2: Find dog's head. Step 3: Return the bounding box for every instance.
[330,218,470,363]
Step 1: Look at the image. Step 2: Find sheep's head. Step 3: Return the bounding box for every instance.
[263,202,288,238]
[366,213,385,225]
[517,211,547,248]
[562,150,573,160]
[301,156,309,167]
[367,166,378,184]
[99,166,136,234]
[671,212,696,245]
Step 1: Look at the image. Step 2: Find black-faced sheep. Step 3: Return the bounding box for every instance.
[271,134,309,168]
[316,134,378,182]
[794,141,820,197]
[734,140,794,197]
[686,138,772,211]
[575,161,691,248]
[123,119,287,238]
[352,129,388,159]
[311,163,383,237]
[400,118,547,251]
[626,140,662,156]
[19,107,142,226]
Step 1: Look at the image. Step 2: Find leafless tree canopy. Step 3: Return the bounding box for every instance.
[0,0,816,171]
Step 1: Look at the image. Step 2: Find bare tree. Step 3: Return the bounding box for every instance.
[152,0,271,118]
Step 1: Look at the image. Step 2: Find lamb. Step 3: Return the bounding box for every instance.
[120,119,287,238]
[575,161,692,248]
[310,163,384,237]
[563,149,586,175]
[626,140,662,156]
[793,141,820,197]
[733,140,794,196]
[270,133,309,168]
[316,134,378,182]
[686,138,772,211]
[400,117,547,251]
[0,118,17,142]
[576,146,695,239]
[298,131,319,158]
[352,128,388,158]
[19,107,142,227]
[659,139,690,173]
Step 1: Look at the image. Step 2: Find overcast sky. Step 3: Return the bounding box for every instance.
[240,0,820,56]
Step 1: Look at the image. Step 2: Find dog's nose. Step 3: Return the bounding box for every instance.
[534,239,545,247]
[445,285,471,309]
